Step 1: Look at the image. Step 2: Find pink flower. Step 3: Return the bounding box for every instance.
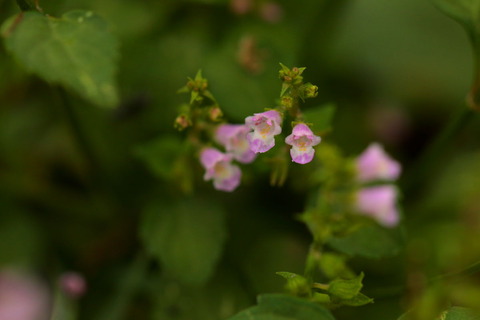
[215,124,256,163]
[356,143,401,182]
[245,110,282,153]
[200,148,242,192]
[59,272,87,299]
[356,185,399,227]
[0,270,50,320]
[285,123,321,164]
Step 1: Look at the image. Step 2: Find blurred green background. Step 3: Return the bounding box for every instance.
[1,0,480,319]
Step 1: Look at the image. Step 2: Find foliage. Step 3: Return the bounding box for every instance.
[1,0,480,319]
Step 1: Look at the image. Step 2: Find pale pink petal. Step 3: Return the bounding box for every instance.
[356,185,400,227]
[285,123,321,164]
[245,110,282,153]
[216,124,256,163]
[356,143,401,182]
[200,148,242,192]
[290,146,315,164]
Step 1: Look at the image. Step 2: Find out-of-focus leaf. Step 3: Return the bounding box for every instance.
[442,306,480,320]
[302,104,336,134]
[227,294,335,320]
[431,0,480,32]
[140,197,227,285]
[205,22,300,121]
[134,135,194,193]
[276,272,311,296]
[328,272,364,301]
[328,225,402,259]
[1,10,119,107]
[431,0,480,109]
[318,252,355,280]
[134,135,184,180]
[0,203,44,267]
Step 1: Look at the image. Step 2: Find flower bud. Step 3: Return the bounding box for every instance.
[304,83,318,99]
[174,114,191,130]
[209,106,223,122]
[59,272,87,299]
[281,96,293,108]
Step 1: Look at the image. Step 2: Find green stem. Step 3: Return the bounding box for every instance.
[57,87,100,176]
[312,282,330,291]
[402,107,475,195]
[15,0,34,11]
[303,243,322,283]
[369,260,480,299]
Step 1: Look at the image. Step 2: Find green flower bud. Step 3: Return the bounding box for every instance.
[281,95,293,108]
[304,83,318,99]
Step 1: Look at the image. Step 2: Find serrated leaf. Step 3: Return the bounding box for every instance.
[302,104,336,134]
[227,294,335,320]
[2,10,119,107]
[328,224,402,259]
[140,198,227,285]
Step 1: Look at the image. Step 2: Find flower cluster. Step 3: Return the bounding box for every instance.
[178,66,322,192]
[354,143,402,227]
[200,124,256,192]
[245,110,321,164]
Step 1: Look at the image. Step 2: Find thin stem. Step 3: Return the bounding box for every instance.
[402,107,475,195]
[312,282,330,291]
[57,87,100,176]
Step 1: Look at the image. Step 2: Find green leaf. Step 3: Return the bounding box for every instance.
[431,0,480,32]
[442,307,480,320]
[276,272,311,296]
[328,224,403,259]
[328,272,364,301]
[140,198,227,285]
[16,0,35,11]
[431,0,480,110]
[2,10,119,107]
[227,294,335,320]
[302,104,336,134]
[134,136,194,193]
[338,293,373,307]
[318,252,355,280]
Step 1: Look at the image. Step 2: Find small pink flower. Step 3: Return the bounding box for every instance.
[215,124,256,163]
[59,272,87,299]
[200,148,242,192]
[356,143,401,182]
[0,270,50,320]
[245,110,282,153]
[356,185,399,227]
[285,123,321,164]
